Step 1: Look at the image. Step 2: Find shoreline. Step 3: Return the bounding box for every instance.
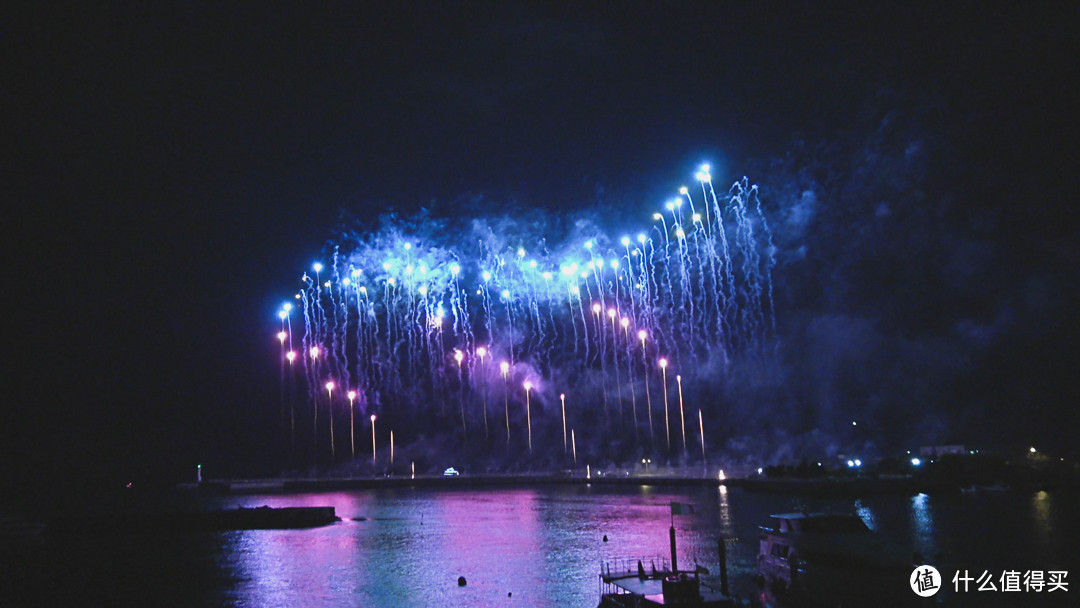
[181,473,1070,496]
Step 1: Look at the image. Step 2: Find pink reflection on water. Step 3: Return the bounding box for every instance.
[217,487,712,606]
[423,489,545,602]
[221,493,371,606]
[219,490,552,605]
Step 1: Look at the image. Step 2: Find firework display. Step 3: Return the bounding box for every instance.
[275,167,776,468]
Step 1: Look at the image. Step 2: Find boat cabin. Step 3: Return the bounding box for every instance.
[756,512,914,606]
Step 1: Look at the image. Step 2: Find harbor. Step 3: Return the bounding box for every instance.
[5,480,1075,606]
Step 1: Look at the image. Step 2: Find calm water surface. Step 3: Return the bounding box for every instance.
[3,484,1077,606]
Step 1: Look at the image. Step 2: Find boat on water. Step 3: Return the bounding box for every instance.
[755,512,918,607]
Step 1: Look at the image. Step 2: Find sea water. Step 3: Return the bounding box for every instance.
[2,484,1076,607]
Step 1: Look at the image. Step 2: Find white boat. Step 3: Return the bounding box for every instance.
[755,512,918,606]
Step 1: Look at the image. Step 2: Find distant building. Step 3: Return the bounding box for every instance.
[920,445,965,457]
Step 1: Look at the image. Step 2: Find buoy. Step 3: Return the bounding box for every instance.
[602,535,608,542]
[458,576,467,586]
[508,592,512,597]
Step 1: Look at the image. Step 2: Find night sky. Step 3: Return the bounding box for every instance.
[7,3,1078,492]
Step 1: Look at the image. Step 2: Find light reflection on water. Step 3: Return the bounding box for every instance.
[220,487,723,606]
[207,485,1078,606]
[7,485,1077,606]
[855,497,877,530]
[1031,490,1053,557]
[909,492,937,558]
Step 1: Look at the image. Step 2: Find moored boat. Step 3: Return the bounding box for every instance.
[755,512,918,606]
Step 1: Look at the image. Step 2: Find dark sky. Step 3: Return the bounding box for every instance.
[7,3,1078,490]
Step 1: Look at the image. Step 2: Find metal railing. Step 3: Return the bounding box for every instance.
[600,556,672,580]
